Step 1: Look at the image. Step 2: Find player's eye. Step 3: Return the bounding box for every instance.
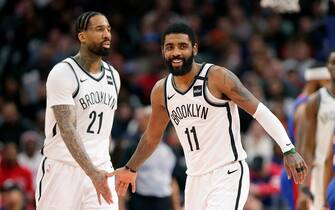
[179,44,188,49]
[165,45,173,51]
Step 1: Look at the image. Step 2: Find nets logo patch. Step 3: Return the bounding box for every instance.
[193,85,202,97]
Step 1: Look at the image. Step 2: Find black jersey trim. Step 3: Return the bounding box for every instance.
[203,64,228,107]
[325,87,335,99]
[40,146,44,155]
[62,61,80,98]
[225,103,238,161]
[70,57,105,82]
[52,123,57,137]
[37,157,47,201]
[105,63,119,94]
[171,63,205,95]
[234,161,244,210]
[164,76,170,116]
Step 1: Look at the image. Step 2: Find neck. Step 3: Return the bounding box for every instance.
[330,81,335,95]
[74,49,102,74]
[173,62,201,87]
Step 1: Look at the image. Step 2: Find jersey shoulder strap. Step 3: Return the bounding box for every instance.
[102,61,119,94]
[61,57,80,98]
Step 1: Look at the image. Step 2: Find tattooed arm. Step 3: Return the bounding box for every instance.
[207,66,260,114]
[53,105,96,175]
[209,66,307,183]
[53,105,113,204]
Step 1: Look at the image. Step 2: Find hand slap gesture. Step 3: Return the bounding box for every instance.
[90,170,116,205]
[108,166,137,197]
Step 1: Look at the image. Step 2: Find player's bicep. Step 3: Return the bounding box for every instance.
[217,68,259,114]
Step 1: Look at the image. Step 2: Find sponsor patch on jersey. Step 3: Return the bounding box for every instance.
[106,75,113,85]
[193,85,202,97]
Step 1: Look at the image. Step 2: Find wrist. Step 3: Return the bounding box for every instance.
[86,167,99,177]
[284,147,296,156]
[125,165,137,173]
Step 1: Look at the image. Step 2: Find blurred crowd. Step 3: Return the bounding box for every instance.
[0,0,334,210]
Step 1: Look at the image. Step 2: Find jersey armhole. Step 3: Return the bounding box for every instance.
[202,64,227,107]
[105,63,119,94]
[62,61,80,98]
[164,76,170,116]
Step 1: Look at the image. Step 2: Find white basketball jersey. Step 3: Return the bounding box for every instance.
[311,87,335,210]
[43,57,120,166]
[164,63,247,176]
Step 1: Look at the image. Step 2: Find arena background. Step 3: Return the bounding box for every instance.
[0,0,334,209]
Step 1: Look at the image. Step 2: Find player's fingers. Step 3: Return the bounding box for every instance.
[115,179,122,194]
[291,165,301,184]
[102,187,113,204]
[117,182,128,197]
[296,166,304,184]
[131,179,136,193]
[106,171,116,177]
[298,163,308,184]
[97,192,102,205]
[285,165,292,180]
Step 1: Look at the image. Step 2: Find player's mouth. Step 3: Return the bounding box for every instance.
[102,41,111,48]
[171,59,183,68]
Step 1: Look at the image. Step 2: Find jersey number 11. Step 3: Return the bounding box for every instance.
[185,126,200,151]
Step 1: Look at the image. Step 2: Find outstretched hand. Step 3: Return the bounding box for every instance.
[108,167,137,197]
[89,170,115,205]
[283,151,308,184]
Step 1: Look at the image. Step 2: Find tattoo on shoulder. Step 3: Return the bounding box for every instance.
[224,71,253,103]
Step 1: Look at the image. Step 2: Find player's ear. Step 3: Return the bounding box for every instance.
[78,32,86,43]
[193,43,198,56]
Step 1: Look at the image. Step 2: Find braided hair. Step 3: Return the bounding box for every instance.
[75,11,103,39]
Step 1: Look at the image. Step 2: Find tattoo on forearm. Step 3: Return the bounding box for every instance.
[53,105,95,175]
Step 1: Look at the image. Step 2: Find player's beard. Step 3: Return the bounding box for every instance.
[88,43,110,56]
[165,53,194,76]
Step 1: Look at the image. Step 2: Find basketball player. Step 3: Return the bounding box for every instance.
[111,22,307,210]
[324,126,335,210]
[300,52,335,210]
[280,67,330,210]
[35,12,120,210]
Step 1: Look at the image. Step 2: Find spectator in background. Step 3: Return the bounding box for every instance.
[0,180,26,210]
[243,121,274,166]
[0,143,33,209]
[118,106,181,210]
[0,102,34,148]
[244,194,264,210]
[165,127,187,205]
[249,156,283,209]
[17,131,43,187]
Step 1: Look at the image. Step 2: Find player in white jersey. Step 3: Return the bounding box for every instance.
[35,12,120,210]
[300,52,335,210]
[111,22,307,210]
